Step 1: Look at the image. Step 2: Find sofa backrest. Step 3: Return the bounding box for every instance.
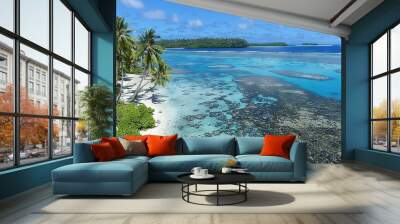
[73,140,100,163]
[178,136,236,155]
[235,137,264,155]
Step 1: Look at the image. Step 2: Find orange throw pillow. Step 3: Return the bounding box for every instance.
[101,137,127,158]
[146,134,178,157]
[260,135,296,159]
[91,142,117,162]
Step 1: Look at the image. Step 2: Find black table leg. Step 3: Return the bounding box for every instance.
[245,183,247,201]
[187,184,190,202]
[216,184,219,206]
[195,184,198,192]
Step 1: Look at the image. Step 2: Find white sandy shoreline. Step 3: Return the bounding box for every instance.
[119,73,176,135]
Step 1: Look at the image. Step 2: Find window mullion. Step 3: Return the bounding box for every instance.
[71,10,76,155]
[388,30,391,152]
[13,0,20,167]
[48,0,54,160]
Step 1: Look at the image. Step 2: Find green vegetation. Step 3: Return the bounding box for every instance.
[249,42,288,46]
[158,38,248,48]
[116,17,171,135]
[132,29,170,101]
[116,103,156,136]
[116,17,136,102]
[116,17,170,102]
[80,84,114,140]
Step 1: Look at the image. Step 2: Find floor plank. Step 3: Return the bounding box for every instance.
[1,162,400,224]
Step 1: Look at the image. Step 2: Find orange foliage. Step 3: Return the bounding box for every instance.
[0,85,59,149]
[373,99,400,141]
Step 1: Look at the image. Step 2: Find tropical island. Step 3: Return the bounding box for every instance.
[158,38,295,48]
[158,38,249,48]
[249,42,288,46]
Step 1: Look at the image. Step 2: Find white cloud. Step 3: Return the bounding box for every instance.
[143,10,166,20]
[172,13,179,23]
[238,23,248,29]
[188,19,203,27]
[121,0,144,9]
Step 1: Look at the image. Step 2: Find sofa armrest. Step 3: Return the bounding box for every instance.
[289,142,307,182]
[73,140,100,163]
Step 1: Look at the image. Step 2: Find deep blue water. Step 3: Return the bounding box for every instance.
[166,44,341,53]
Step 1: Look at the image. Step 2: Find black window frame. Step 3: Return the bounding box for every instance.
[0,0,92,171]
[370,21,400,154]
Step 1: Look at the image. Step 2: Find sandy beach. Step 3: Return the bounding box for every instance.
[119,74,176,136]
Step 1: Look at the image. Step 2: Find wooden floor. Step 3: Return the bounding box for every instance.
[1,162,400,224]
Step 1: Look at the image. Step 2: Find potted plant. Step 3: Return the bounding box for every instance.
[80,84,113,140]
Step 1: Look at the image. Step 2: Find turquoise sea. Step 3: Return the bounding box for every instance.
[165,46,341,100]
[146,45,341,162]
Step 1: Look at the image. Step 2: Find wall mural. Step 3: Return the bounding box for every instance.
[117,0,341,163]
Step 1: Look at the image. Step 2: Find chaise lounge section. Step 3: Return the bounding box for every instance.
[52,136,307,196]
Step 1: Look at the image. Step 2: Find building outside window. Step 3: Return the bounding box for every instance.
[0,0,91,170]
[28,81,34,94]
[28,66,34,80]
[35,83,40,95]
[0,54,7,88]
[35,70,40,81]
[41,85,46,97]
[0,54,7,67]
[0,71,6,85]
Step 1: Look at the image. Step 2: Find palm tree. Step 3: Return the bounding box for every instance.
[131,29,169,102]
[116,17,135,101]
[149,61,170,87]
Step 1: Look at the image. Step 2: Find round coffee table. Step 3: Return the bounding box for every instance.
[177,173,255,206]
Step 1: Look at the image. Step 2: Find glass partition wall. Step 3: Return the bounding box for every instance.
[370,23,400,153]
[0,0,91,170]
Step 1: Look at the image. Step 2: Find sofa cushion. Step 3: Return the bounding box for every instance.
[236,155,293,172]
[53,158,147,183]
[179,136,235,155]
[116,155,150,163]
[236,137,264,155]
[149,154,235,172]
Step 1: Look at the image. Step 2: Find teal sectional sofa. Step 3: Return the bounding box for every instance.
[52,136,307,196]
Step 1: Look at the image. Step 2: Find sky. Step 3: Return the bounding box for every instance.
[117,0,340,45]
[0,0,89,70]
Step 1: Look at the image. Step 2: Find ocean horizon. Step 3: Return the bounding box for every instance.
[165,44,341,54]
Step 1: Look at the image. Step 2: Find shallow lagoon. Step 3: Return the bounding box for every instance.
[144,46,341,163]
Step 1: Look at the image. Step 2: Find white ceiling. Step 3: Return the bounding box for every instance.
[170,0,384,38]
